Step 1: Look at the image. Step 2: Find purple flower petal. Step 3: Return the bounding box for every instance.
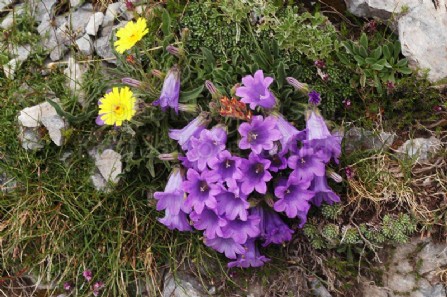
[153,65,181,113]
[236,70,276,110]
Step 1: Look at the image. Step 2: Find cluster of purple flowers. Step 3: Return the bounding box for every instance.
[154,70,342,268]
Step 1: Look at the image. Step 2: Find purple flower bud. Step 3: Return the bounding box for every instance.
[153,65,181,114]
[121,77,142,88]
[166,45,184,58]
[308,90,321,105]
[286,77,309,93]
[83,269,93,282]
[178,103,198,114]
[327,170,343,183]
[151,69,165,79]
[205,80,219,96]
[272,111,304,153]
[169,112,211,151]
[158,152,178,161]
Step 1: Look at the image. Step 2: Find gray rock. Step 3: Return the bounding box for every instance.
[1,3,25,30]
[40,22,70,61]
[398,5,447,82]
[414,279,447,297]
[310,279,332,297]
[94,34,116,62]
[3,44,31,79]
[417,240,447,275]
[41,116,66,146]
[64,56,88,105]
[344,0,421,19]
[70,0,82,8]
[396,137,442,162]
[344,0,447,82]
[32,0,57,23]
[75,33,94,56]
[163,273,206,297]
[386,273,416,294]
[68,4,94,38]
[102,2,126,27]
[0,172,16,193]
[86,12,104,36]
[344,127,395,154]
[0,0,14,11]
[91,173,107,191]
[18,99,68,147]
[94,149,122,184]
[19,128,44,150]
[360,280,389,297]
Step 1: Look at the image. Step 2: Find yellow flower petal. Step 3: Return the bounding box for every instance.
[114,18,149,54]
[98,86,137,126]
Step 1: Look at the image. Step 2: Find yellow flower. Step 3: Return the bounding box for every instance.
[114,18,148,54]
[98,87,137,126]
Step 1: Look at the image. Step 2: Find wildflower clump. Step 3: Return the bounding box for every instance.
[114,18,148,54]
[153,71,343,268]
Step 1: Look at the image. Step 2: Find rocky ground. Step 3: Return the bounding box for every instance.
[1,0,446,296]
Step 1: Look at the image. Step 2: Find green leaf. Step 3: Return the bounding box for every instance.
[336,52,350,65]
[365,57,378,64]
[393,41,401,60]
[179,85,204,103]
[342,41,354,55]
[276,61,286,88]
[161,9,171,36]
[200,47,215,67]
[371,63,384,71]
[372,46,382,60]
[396,58,408,68]
[45,98,95,124]
[360,73,366,87]
[354,55,365,65]
[397,67,413,75]
[383,44,391,59]
[359,46,368,58]
[360,33,368,49]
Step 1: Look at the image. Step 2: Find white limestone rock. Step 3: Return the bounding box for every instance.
[86,12,104,36]
[94,149,122,184]
[3,44,31,79]
[0,3,25,30]
[0,0,14,11]
[19,128,44,150]
[75,33,94,56]
[64,56,88,106]
[344,0,421,19]
[396,137,443,162]
[18,99,68,147]
[398,5,447,82]
[32,0,57,23]
[163,273,207,297]
[68,3,94,37]
[102,2,126,27]
[344,0,447,82]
